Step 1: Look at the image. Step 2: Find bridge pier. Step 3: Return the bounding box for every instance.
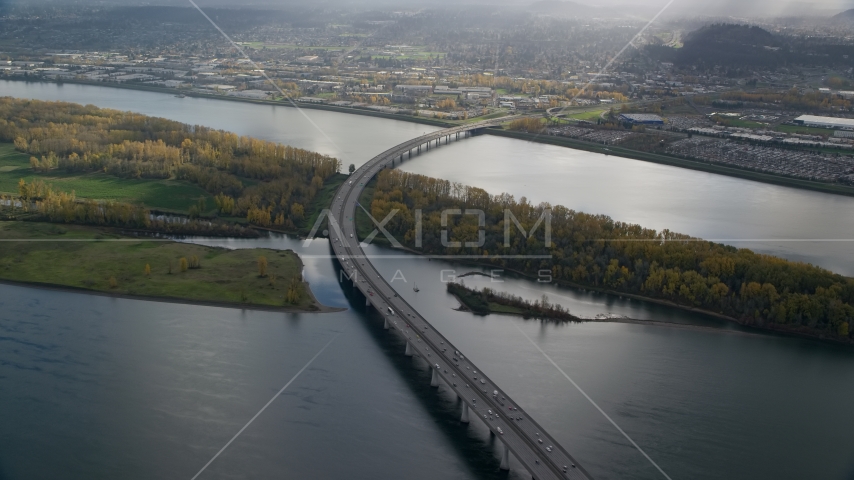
[383,316,390,330]
[430,367,439,387]
[460,403,470,423]
[365,297,371,308]
[405,339,413,356]
[500,441,510,470]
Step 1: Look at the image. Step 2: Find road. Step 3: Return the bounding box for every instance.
[327,120,593,480]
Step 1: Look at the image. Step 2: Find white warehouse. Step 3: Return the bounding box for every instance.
[793,115,854,130]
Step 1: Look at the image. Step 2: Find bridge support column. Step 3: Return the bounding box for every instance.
[383,316,390,330]
[500,442,510,470]
[405,340,413,356]
[431,368,439,387]
[461,403,470,423]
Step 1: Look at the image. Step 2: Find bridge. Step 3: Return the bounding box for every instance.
[328,120,592,480]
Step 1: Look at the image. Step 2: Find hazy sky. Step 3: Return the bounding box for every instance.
[5,0,854,17]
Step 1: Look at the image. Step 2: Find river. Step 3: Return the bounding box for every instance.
[2,79,854,480]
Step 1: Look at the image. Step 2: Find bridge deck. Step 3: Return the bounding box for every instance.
[329,121,592,480]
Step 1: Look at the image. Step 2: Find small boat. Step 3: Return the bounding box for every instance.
[413,285,420,292]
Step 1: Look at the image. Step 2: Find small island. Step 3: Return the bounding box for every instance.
[448,281,581,321]
[0,221,336,312]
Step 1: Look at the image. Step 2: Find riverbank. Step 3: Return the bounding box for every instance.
[1,77,455,128]
[0,220,341,313]
[476,263,854,345]
[8,77,854,198]
[487,129,854,198]
[446,271,853,343]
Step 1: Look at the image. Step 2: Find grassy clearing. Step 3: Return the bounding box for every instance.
[0,142,214,213]
[0,221,319,310]
[567,109,606,121]
[710,117,766,129]
[300,173,347,234]
[775,124,837,136]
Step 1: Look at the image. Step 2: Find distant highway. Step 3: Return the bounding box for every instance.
[328,120,592,480]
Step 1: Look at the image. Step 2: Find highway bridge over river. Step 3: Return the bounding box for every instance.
[328,120,592,480]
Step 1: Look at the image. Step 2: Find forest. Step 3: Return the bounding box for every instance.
[0,98,341,230]
[368,169,854,341]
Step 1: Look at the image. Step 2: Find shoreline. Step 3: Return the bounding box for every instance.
[0,277,346,314]
[487,129,854,198]
[393,249,853,345]
[0,77,454,128]
[6,77,854,197]
[449,290,769,338]
[0,220,345,315]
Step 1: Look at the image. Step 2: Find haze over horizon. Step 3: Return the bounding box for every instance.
[4,0,854,18]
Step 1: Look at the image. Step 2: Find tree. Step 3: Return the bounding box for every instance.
[108,276,118,289]
[179,257,189,272]
[144,263,151,277]
[286,276,303,304]
[258,256,268,277]
[349,164,356,174]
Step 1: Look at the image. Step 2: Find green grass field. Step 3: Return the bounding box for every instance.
[0,221,318,310]
[775,124,837,136]
[0,142,214,213]
[301,173,347,234]
[567,109,606,121]
[711,117,766,129]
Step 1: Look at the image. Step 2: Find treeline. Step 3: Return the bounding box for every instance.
[448,282,580,321]
[3,180,257,237]
[0,98,341,229]
[508,118,545,133]
[370,169,854,341]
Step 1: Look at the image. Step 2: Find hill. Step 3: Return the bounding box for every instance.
[644,23,854,71]
[674,24,783,68]
[833,8,854,21]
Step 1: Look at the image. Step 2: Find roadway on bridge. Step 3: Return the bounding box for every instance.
[327,120,592,480]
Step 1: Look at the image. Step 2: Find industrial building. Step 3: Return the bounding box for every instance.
[792,115,854,130]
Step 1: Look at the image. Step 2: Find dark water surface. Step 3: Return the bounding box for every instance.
[1,80,854,479]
